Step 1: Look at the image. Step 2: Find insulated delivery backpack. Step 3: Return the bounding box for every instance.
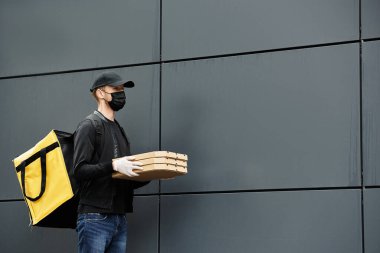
[12,113,104,229]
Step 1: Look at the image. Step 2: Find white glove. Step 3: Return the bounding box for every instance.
[112,156,143,177]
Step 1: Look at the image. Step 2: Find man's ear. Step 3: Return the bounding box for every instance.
[96,89,104,100]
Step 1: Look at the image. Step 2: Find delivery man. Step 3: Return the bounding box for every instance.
[73,71,149,253]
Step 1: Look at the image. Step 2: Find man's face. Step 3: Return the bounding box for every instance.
[98,84,124,102]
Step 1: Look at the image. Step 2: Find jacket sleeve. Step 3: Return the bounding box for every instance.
[73,119,113,181]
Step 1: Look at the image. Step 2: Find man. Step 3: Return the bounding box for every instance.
[73,71,149,253]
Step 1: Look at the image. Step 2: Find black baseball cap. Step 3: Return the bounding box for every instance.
[90,71,134,92]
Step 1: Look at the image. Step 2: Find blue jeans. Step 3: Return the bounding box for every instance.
[76,213,128,253]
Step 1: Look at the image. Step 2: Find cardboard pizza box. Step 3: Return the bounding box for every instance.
[112,164,187,181]
[138,157,187,167]
[132,151,188,161]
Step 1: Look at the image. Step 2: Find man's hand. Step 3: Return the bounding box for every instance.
[112,156,143,177]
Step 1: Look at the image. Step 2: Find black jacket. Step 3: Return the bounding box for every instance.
[73,111,149,213]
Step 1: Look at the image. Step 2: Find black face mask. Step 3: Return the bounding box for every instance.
[108,91,126,111]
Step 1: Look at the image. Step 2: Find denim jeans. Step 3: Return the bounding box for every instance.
[76,213,128,253]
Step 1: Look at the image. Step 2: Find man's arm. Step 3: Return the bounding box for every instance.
[73,119,113,181]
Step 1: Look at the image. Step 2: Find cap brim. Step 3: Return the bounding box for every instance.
[109,80,134,88]
[123,80,135,88]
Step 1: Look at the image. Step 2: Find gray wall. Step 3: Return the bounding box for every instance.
[0,0,378,252]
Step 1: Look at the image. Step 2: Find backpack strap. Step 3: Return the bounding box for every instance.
[86,111,105,159]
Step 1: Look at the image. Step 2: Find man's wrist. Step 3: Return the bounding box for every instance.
[112,159,117,171]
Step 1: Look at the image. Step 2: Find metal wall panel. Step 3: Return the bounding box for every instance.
[363,41,380,186]
[362,0,380,39]
[0,201,77,253]
[162,0,359,60]
[0,65,159,199]
[160,190,362,253]
[126,196,159,253]
[0,196,157,252]
[0,0,160,77]
[161,44,360,193]
[364,188,380,253]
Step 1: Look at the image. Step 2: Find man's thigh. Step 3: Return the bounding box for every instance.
[77,213,114,253]
[106,215,127,253]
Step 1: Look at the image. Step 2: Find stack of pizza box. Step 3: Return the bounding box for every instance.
[112,151,188,181]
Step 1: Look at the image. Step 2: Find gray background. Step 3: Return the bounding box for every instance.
[0,0,379,252]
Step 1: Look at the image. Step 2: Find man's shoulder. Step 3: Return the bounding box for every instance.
[76,113,99,133]
[75,118,95,134]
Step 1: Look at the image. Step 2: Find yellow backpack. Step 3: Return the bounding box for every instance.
[13,130,79,228]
